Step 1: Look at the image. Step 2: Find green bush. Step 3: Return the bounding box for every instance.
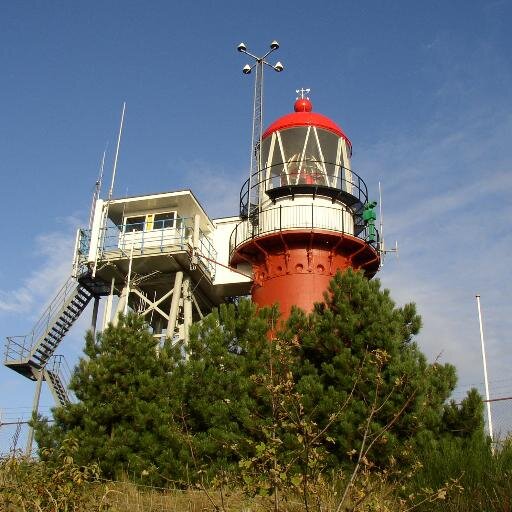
[409,435,512,511]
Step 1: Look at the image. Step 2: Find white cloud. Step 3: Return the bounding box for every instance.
[167,157,244,219]
[356,94,512,400]
[0,219,79,315]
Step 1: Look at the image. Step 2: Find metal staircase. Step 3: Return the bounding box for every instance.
[44,355,72,406]
[4,276,93,381]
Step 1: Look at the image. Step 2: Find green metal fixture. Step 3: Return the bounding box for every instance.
[363,201,377,243]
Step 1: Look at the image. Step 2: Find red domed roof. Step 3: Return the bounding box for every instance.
[262,99,352,153]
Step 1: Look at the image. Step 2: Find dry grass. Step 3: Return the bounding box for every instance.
[102,481,258,512]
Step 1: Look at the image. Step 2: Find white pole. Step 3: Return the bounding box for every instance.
[89,146,107,230]
[108,102,126,201]
[102,277,115,330]
[124,238,135,315]
[476,294,494,446]
[378,181,385,261]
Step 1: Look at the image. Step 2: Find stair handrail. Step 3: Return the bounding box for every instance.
[47,354,74,403]
[26,276,78,354]
[4,335,32,362]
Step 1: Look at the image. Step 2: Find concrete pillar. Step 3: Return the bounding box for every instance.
[167,271,183,339]
[154,317,163,356]
[112,285,128,327]
[102,277,115,330]
[182,276,193,345]
[191,214,200,268]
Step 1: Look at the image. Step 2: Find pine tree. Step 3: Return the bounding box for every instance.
[35,314,189,483]
[279,269,479,466]
[173,299,275,477]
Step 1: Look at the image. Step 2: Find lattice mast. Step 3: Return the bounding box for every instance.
[237,41,283,218]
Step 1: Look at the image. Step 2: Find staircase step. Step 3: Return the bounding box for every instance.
[53,321,71,331]
[66,304,82,316]
[76,293,91,303]
[35,347,55,358]
[60,311,78,323]
[32,353,49,363]
[48,327,65,337]
[46,332,64,343]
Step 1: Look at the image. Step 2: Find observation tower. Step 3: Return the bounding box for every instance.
[229,91,380,318]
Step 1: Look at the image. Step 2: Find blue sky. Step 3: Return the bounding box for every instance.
[1,1,511,451]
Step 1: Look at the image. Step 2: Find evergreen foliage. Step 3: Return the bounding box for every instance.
[35,314,188,483]
[281,269,465,465]
[35,270,485,485]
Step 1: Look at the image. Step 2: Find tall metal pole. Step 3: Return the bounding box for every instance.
[476,294,494,445]
[248,60,263,216]
[237,41,283,217]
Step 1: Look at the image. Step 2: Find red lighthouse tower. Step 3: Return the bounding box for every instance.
[229,93,380,319]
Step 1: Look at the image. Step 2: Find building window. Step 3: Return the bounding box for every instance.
[124,215,146,232]
[154,212,176,229]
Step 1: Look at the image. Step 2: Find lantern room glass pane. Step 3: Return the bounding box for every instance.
[261,127,341,190]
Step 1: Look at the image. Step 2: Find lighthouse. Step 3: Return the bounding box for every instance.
[229,91,381,319]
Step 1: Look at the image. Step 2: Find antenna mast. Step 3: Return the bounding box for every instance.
[377,181,398,266]
[92,102,126,278]
[237,41,283,218]
[108,101,126,202]
[88,144,108,230]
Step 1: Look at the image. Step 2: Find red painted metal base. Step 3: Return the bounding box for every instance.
[231,229,380,320]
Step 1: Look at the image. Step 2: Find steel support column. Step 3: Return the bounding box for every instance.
[91,296,99,337]
[25,369,43,457]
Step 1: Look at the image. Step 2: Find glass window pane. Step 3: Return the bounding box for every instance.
[125,216,145,232]
[154,212,176,229]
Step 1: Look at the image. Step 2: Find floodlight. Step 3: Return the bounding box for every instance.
[270,40,279,50]
[242,64,252,74]
[274,61,284,72]
[237,42,247,53]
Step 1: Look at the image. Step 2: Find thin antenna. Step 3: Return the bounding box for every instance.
[377,181,398,266]
[108,101,126,201]
[92,102,126,278]
[88,144,108,230]
[378,181,385,255]
[476,294,494,449]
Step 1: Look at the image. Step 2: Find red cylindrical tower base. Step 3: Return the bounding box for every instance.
[231,229,380,320]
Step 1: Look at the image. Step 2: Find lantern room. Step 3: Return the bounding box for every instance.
[240,97,367,218]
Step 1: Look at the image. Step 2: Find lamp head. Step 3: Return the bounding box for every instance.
[270,40,279,50]
[273,61,284,72]
[237,42,247,53]
[242,64,252,74]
